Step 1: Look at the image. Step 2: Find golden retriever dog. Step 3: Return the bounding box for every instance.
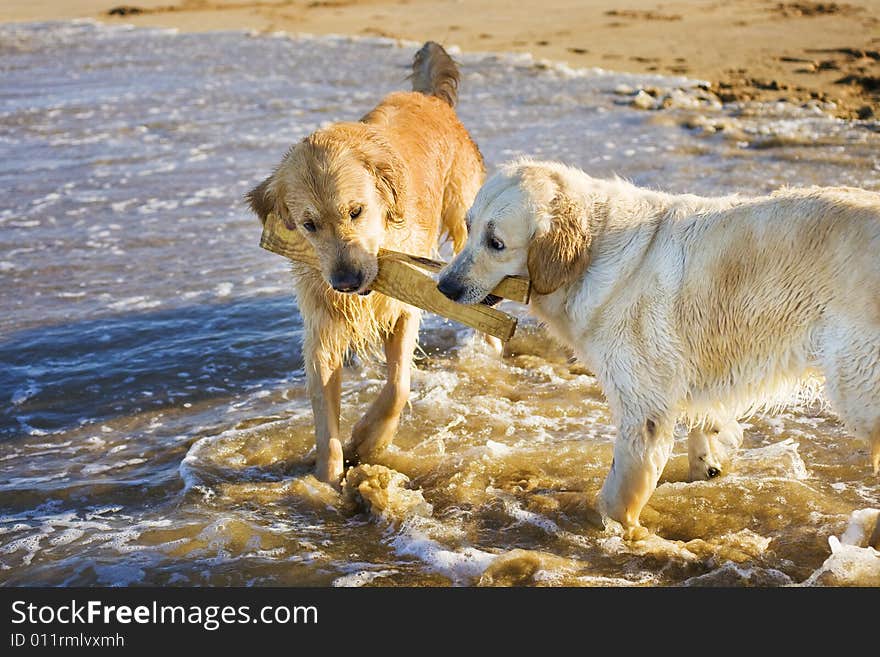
[247,42,484,483]
[438,158,880,543]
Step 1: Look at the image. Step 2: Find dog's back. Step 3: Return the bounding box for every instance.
[567,181,880,420]
[666,188,880,411]
[360,43,483,255]
[568,178,880,473]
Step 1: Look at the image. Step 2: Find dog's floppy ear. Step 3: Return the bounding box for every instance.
[246,175,277,226]
[527,192,591,295]
[246,173,290,228]
[362,135,408,227]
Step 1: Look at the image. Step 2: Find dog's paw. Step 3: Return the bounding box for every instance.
[315,439,345,485]
[623,525,651,542]
[687,422,741,481]
[354,442,386,465]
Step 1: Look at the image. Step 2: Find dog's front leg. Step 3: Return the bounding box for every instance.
[688,416,743,481]
[304,329,344,484]
[350,310,420,462]
[599,416,675,531]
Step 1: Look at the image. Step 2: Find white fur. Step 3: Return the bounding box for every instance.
[440,158,880,530]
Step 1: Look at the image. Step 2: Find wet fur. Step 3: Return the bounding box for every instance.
[440,158,880,538]
[247,42,484,482]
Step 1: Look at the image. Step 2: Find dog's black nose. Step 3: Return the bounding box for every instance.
[707,466,721,479]
[330,269,364,293]
[437,277,464,302]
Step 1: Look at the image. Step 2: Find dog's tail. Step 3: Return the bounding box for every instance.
[410,42,459,108]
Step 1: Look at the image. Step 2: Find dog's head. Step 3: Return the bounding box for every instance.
[246,123,406,294]
[438,161,592,304]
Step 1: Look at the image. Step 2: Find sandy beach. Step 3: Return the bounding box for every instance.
[3,0,879,119]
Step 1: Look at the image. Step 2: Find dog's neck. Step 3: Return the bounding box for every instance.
[526,181,748,368]
[525,181,675,361]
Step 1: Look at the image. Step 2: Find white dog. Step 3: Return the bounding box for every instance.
[438,159,880,542]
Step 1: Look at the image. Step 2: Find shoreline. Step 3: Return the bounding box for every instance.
[2,1,878,120]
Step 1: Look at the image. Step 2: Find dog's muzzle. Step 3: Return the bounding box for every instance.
[437,277,465,303]
[438,275,499,306]
[330,268,365,293]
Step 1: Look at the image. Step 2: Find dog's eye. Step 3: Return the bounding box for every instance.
[349,206,362,220]
[488,236,505,251]
[302,220,317,233]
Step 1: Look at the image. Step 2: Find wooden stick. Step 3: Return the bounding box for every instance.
[377,251,531,304]
[259,213,525,341]
[374,256,518,341]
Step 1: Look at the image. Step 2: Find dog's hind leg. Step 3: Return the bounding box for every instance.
[688,415,743,481]
[818,325,880,474]
[599,415,676,532]
[350,310,421,462]
[304,325,345,484]
[817,324,880,547]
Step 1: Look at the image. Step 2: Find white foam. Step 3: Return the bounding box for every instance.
[734,438,810,480]
[839,508,879,546]
[682,562,794,586]
[193,186,226,199]
[81,458,148,475]
[484,439,513,457]
[331,569,397,587]
[575,573,658,586]
[110,200,137,213]
[387,516,496,585]
[390,533,495,584]
[136,198,180,213]
[15,419,50,437]
[0,534,45,566]
[107,296,161,311]
[600,533,699,561]
[801,509,880,585]
[11,381,41,406]
[49,528,85,546]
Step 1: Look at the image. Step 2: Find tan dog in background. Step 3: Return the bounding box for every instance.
[248,42,484,483]
[439,158,880,544]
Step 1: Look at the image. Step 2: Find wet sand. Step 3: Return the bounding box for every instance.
[2,0,879,119]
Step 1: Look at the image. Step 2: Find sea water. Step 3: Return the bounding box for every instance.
[1,20,879,586]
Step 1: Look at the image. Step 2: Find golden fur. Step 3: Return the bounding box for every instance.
[248,43,484,482]
[526,190,594,295]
